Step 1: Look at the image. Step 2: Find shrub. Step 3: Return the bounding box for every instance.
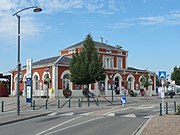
[128,89,136,97]
[176,105,180,115]
[82,87,89,97]
[63,89,72,98]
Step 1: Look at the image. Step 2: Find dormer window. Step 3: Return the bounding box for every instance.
[69,49,75,53]
[106,49,111,53]
[118,51,122,54]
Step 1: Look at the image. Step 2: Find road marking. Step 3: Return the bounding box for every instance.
[35,116,82,135]
[44,116,103,135]
[103,107,132,116]
[59,112,74,116]
[78,112,94,116]
[47,112,57,116]
[136,105,155,110]
[120,114,136,118]
[142,115,153,119]
[106,113,115,116]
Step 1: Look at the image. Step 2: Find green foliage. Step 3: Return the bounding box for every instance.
[171,66,180,85]
[141,74,152,88]
[176,105,180,115]
[156,75,161,86]
[70,34,106,87]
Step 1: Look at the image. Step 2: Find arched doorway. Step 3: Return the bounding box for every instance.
[99,80,105,95]
[62,74,71,90]
[114,77,120,94]
[127,77,134,91]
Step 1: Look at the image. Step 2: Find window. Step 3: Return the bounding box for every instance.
[104,57,113,69]
[34,75,39,90]
[128,78,132,90]
[99,80,105,95]
[117,58,122,69]
[63,74,70,90]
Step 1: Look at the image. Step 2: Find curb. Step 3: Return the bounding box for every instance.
[0,112,51,126]
[132,115,154,135]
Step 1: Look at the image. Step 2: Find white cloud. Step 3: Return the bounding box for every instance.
[107,10,180,29]
[0,0,121,44]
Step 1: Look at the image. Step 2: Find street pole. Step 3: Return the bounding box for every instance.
[13,6,42,116]
[162,79,165,116]
[111,53,113,102]
[17,15,21,115]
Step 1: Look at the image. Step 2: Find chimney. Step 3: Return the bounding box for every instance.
[100,37,103,43]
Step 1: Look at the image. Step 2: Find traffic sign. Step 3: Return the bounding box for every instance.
[120,96,126,104]
[26,78,32,86]
[158,71,166,79]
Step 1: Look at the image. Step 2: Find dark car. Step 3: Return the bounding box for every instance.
[165,90,175,96]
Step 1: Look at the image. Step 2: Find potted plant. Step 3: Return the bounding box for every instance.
[140,89,145,96]
[63,84,72,98]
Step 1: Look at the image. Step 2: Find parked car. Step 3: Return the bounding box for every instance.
[165,90,175,97]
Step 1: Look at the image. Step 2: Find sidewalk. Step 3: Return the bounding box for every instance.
[137,114,180,135]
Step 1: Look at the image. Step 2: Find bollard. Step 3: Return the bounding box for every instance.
[78,99,81,107]
[1,101,4,112]
[58,100,60,108]
[160,103,162,116]
[33,100,35,110]
[45,100,48,109]
[174,101,176,113]
[69,99,71,108]
[166,102,168,114]
[81,98,83,107]
[87,97,90,107]
[96,98,99,106]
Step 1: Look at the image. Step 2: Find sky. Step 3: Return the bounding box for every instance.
[0,0,180,77]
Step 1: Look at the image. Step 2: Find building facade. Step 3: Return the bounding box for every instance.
[11,41,156,98]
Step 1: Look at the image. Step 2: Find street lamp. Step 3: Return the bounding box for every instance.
[44,68,51,101]
[13,6,42,115]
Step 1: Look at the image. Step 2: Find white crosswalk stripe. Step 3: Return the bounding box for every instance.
[59,112,74,116]
[120,114,136,118]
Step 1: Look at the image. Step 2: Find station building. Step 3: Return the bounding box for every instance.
[11,41,156,98]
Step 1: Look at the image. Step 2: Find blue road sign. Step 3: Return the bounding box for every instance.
[158,71,166,79]
[26,78,32,86]
[120,96,126,104]
[26,78,32,104]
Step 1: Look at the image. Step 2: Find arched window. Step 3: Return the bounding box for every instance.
[115,77,120,89]
[99,80,105,95]
[140,78,145,90]
[115,77,120,94]
[33,75,39,90]
[43,73,50,90]
[128,77,133,90]
[63,74,70,90]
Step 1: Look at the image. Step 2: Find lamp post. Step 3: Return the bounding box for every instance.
[111,52,114,102]
[13,6,42,115]
[45,68,50,101]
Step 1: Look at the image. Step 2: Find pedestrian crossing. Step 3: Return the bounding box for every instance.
[47,111,154,119]
[47,104,156,119]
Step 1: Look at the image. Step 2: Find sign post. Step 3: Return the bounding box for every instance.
[120,96,126,107]
[158,70,166,116]
[26,59,33,106]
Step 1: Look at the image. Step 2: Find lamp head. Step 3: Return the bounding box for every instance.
[33,7,42,13]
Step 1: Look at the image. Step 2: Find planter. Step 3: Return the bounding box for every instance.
[63,89,72,98]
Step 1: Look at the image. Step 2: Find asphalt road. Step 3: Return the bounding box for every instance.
[0,103,161,135]
[0,115,144,135]
[0,96,179,135]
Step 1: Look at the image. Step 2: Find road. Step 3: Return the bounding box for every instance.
[0,102,162,135]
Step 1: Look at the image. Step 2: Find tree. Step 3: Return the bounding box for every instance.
[70,34,106,95]
[171,66,180,85]
[141,74,152,89]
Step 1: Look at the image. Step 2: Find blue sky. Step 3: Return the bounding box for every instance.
[0,0,180,77]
